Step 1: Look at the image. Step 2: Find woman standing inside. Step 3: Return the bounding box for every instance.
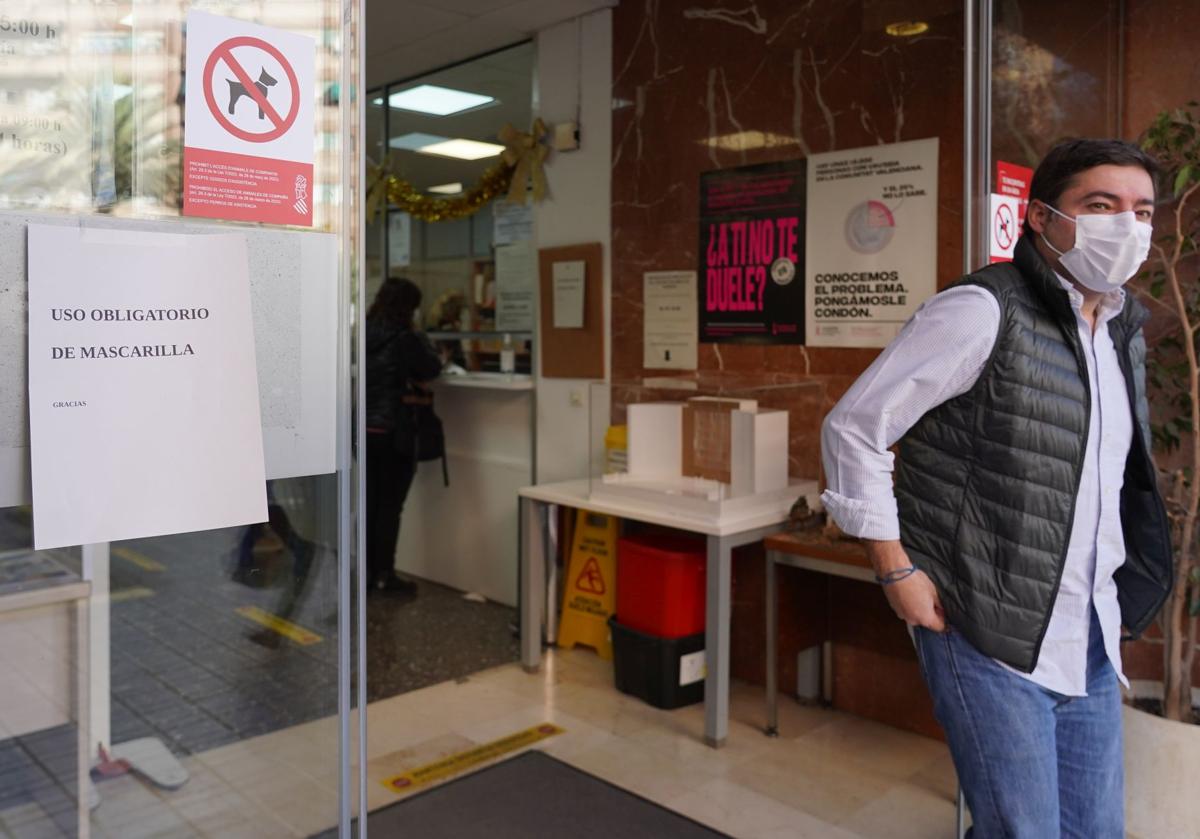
[364,277,444,597]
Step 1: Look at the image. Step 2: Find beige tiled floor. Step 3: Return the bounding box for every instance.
[72,649,960,838]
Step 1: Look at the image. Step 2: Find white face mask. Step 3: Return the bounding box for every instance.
[1039,202,1152,293]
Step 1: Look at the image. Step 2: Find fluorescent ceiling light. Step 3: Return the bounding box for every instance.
[417,138,504,161]
[388,84,494,116]
[428,182,464,194]
[389,132,450,150]
[699,131,798,152]
[371,97,384,106]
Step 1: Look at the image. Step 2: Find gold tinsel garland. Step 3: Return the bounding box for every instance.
[367,160,514,224]
[365,121,548,224]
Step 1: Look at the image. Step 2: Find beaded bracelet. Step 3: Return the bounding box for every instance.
[875,566,918,586]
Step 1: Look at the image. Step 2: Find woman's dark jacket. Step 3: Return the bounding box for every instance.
[364,320,443,436]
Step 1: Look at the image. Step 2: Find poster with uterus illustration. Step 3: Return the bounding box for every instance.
[805,137,939,348]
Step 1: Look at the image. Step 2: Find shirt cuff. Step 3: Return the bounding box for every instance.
[819,490,901,541]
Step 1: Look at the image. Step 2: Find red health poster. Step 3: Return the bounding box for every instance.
[996,160,1033,225]
[183,12,315,226]
[698,160,806,344]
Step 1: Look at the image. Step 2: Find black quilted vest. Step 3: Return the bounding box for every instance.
[895,236,1173,673]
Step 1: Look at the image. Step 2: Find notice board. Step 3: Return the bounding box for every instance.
[538,243,604,379]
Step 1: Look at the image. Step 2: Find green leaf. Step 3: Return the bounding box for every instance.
[1176,166,1194,197]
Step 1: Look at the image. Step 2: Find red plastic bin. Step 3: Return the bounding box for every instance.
[617,532,706,639]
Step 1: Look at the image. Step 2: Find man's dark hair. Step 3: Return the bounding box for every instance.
[1023,138,1161,237]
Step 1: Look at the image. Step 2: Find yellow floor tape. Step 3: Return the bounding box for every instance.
[234,606,323,645]
[381,724,565,794]
[110,587,154,603]
[111,547,165,572]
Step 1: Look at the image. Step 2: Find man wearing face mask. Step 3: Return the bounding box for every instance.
[820,139,1172,837]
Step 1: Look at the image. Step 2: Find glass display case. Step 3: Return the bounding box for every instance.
[588,375,825,524]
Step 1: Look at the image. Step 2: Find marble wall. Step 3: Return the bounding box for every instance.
[608,0,1200,728]
[610,0,966,735]
[611,0,966,483]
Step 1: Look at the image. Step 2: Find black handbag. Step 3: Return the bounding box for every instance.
[398,392,449,486]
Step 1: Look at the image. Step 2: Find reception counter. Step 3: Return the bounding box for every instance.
[393,373,534,606]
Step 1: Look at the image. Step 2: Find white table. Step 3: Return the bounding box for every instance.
[518,478,813,747]
[0,576,91,838]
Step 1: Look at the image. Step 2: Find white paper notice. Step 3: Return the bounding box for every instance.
[27,224,268,549]
[552,260,586,329]
[643,271,698,370]
[388,211,411,269]
[494,240,535,332]
[805,137,938,348]
[492,201,533,246]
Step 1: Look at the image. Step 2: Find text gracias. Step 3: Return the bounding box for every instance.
[48,307,208,359]
[704,218,799,311]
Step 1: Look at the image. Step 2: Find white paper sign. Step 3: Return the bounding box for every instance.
[388,211,411,269]
[552,260,586,329]
[494,240,535,332]
[989,193,1020,263]
[492,201,533,246]
[27,224,268,549]
[805,138,939,348]
[644,271,698,370]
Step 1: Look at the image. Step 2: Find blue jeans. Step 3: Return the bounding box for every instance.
[913,611,1123,838]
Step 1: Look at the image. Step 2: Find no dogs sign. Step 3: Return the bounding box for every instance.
[183,12,315,226]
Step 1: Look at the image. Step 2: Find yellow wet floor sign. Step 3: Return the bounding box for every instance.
[556,509,617,660]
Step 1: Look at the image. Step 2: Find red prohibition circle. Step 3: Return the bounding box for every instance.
[994,203,1015,248]
[203,36,301,143]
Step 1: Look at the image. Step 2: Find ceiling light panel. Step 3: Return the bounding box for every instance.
[388,84,495,116]
[417,138,505,160]
[388,132,451,150]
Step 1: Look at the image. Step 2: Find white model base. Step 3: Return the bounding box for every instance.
[592,474,818,526]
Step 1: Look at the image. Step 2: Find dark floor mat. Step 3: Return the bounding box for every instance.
[311,749,731,839]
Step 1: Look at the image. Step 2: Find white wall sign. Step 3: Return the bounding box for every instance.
[493,200,533,246]
[27,224,268,549]
[552,260,586,329]
[388,211,411,269]
[643,270,698,370]
[183,11,315,226]
[989,193,1020,264]
[494,240,535,332]
[805,138,939,348]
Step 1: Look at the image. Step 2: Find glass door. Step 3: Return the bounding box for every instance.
[0,1,363,836]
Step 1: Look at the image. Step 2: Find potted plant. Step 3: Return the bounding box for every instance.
[1123,101,1200,838]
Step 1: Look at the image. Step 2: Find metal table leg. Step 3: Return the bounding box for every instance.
[545,504,559,646]
[519,497,546,672]
[765,552,779,736]
[704,534,733,748]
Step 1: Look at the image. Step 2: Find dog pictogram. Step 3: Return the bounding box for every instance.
[202,36,300,143]
[227,68,278,120]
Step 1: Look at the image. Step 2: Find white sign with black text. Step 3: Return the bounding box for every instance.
[27,224,268,549]
[805,138,938,348]
[643,271,698,370]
